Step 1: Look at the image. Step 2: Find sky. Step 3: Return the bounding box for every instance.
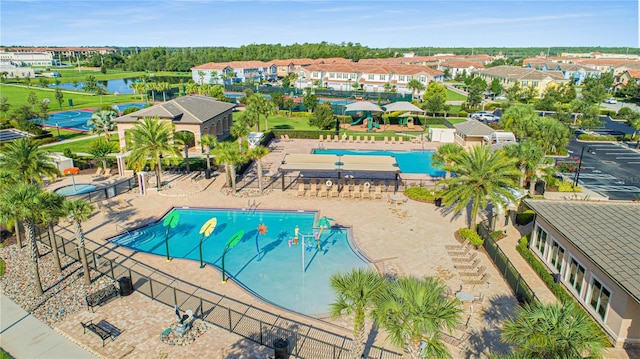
[1,0,638,48]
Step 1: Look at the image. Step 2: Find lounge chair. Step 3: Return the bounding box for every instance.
[460,266,487,278]
[398,137,404,144]
[329,184,339,198]
[356,135,361,143]
[391,136,396,144]
[361,183,371,199]
[115,198,131,210]
[454,258,479,270]
[280,135,286,142]
[348,135,354,143]
[334,135,340,142]
[296,182,305,196]
[373,185,383,199]
[318,184,328,197]
[284,134,291,142]
[307,182,317,197]
[319,134,324,142]
[363,136,369,143]
[351,184,361,198]
[92,167,103,177]
[445,239,470,250]
[384,136,389,144]
[96,201,110,215]
[462,273,490,285]
[370,137,376,144]
[451,252,478,263]
[340,184,351,198]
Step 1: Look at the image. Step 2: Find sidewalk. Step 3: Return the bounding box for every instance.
[0,294,99,359]
[495,224,557,304]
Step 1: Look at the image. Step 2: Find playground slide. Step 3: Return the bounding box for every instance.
[367,117,380,130]
[350,115,366,126]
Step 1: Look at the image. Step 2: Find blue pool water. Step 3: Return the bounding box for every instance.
[109,208,371,316]
[42,103,145,131]
[55,184,97,195]
[313,149,446,176]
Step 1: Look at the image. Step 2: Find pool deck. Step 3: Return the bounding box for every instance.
[37,137,636,358]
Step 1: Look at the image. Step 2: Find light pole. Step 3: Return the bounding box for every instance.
[573,146,587,187]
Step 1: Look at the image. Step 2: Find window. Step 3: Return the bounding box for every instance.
[534,226,548,257]
[380,75,386,81]
[589,278,610,320]
[522,81,528,86]
[419,76,426,82]
[368,74,374,80]
[533,81,539,87]
[549,241,565,272]
[567,257,586,295]
[312,72,319,78]
[399,75,406,81]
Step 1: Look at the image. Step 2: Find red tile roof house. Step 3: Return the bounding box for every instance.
[191,61,278,85]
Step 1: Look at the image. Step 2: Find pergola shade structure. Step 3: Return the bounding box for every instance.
[279,154,401,191]
[382,101,425,113]
[344,102,384,113]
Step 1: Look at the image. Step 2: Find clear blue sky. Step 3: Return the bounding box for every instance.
[1,0,638,48]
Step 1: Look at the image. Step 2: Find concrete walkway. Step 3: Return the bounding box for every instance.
[0,294,99,359]
[495,224,557,304]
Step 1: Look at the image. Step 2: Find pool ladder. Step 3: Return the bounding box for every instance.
[116,223,131,235]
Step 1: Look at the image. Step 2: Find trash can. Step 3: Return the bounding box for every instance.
[204,168,212,179]
[118,276,133,296]
[273,338,288,359]
[435,197,443,207]
[68,99,73,107]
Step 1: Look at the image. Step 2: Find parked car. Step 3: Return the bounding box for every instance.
[470,111,493,120]
[605,98,618,104]
[495,95,507,100]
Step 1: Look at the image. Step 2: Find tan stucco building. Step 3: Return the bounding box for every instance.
[524,199,640,348]
[113,95,235,154]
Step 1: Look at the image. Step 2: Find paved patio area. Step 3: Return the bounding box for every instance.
[35,137,637,358]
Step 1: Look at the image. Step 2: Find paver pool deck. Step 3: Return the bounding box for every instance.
[37,137,636,358]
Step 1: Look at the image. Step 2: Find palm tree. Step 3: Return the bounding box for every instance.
[146,82,157,103]
[0,169,23,247]
[38,191,66,272]
[330,268,387,359]
[174,131,195,173]
[87,109,117,140]
[504,140,546,190]
[500,105,538,141]
[185,81,198,95]
[0,183,47,295]
[63,199,95,285]
[374,276,463,359]
[248,145,270,194]
[501,302,606,358]
[0,137,60,185]
[431,143,465,179]
[230,119,250,152]
[407,79,425,99]
[199,134,218,175]
[261,100,277,131]
[156,82,171,102]
[127,117,182,189]
[438,145,521,229]
[88,137,117,172]
[213,142,247,193]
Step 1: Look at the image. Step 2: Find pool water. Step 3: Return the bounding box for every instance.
[55,184,97,195]
[109,208,371,316]
[313,149,445,176]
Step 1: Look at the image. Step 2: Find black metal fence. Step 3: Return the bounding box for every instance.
[55,177,139,204]
[478,223,537,304]
[36,228,401,359]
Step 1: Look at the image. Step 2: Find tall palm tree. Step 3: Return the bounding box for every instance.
[146,82,157,103]
[38,191,66,272]
[230,119,250,152]
[248,145,270,194]
[374,276,463,359]
[438,145,521,229]
[431,143,465,179]
[174,131,195,173]
[185,81,198,95]
[330,268,387,359]
[156,81,171,102]
[127,117,182,189]
[0,137,60,185]
[213,142,247,193]
[501,302,606,358]
[407,79,425,99]
[500,105,538,141]
[0,168,23,247]
[0,183,47,295]
[199,134,218,175]
[87,109,117,140]
[63,199,95,285]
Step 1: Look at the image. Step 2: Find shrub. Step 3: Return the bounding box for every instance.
[599,109,616,117]
[557,181,582,192]
[459,228,483,248]
[458,110,468,118]
[403,187,441,202]
[0,257,4,277]
[37,137,59,145]
[515,210,535,225]
[491,230,507,241]
[578,134,617,141]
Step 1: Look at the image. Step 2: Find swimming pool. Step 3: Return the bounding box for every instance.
[54,184,97,195]
[42,103,145,131]
[109,208,371,316]
[313,149,445,176]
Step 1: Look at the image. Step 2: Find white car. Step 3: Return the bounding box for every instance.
[605,98,617,104]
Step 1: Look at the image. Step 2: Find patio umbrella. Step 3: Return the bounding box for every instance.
[382,101,425,113]
[63,167,80,191]
[344,102,384,113]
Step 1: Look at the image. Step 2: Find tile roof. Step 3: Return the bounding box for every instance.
[114,95,235,124]
[524,199,640,304]
[453,120,494,137]
[480,66,567,81]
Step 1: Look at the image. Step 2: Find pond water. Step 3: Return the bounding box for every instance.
[50,76,186,94]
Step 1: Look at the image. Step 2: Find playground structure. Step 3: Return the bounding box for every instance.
[349,114,381,131]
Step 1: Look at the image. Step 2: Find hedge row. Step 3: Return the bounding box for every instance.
[578,134,619,141]
[403,187,442,202]
[515,210,535,225]
[459,228,484,248]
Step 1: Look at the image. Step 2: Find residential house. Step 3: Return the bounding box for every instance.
[526,62,601,85]
[524,199,640,348]
[477,65,569,94]
[439,60,485,78]
[271,60,295,78]
[113,95,235,154]
[4,47,116,59]
[191,61,278,85]
[453,120,495,147]
[0,64,35,78]
[0,51,53,67]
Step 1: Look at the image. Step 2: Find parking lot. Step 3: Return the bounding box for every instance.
[565,139,640,200]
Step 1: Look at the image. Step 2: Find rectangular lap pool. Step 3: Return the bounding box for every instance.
[313,149,445,176]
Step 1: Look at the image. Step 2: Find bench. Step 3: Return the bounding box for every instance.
[81,319,121,346]
[85,284,119,312]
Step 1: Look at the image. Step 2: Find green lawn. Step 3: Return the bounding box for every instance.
[446,89,467,101]
[41,69,191,84]
[1,348,14,359]
[446,118,468,124]
[42,134,118,154]
[0,84,140,110]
